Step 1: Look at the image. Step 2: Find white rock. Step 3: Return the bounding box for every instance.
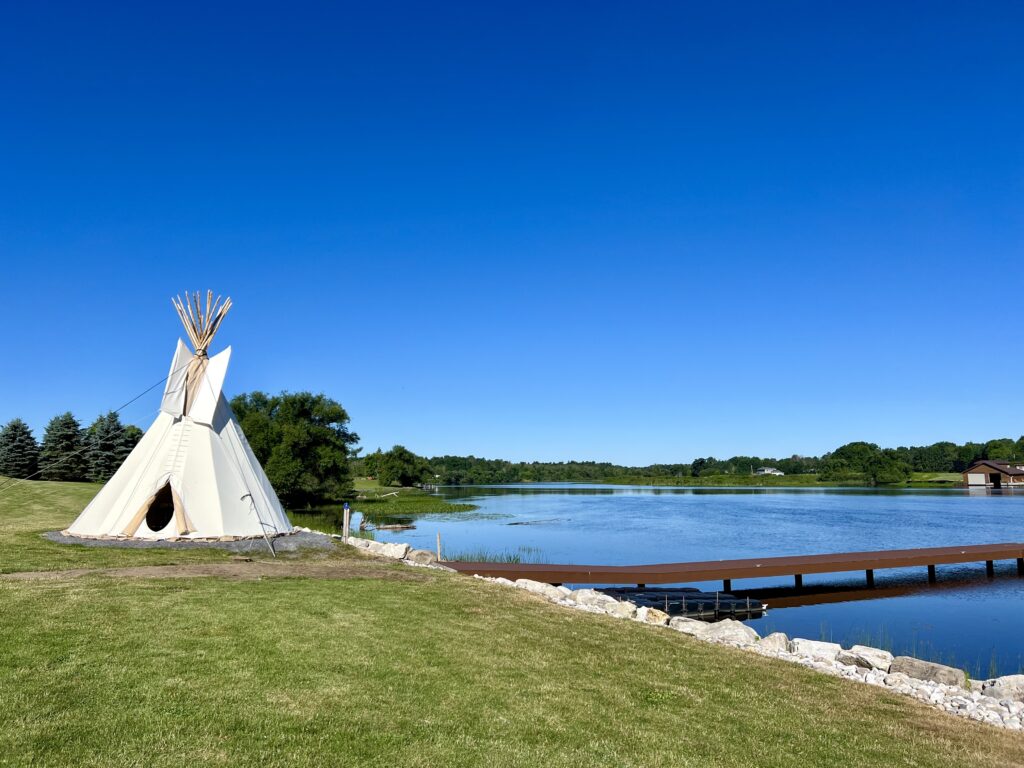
[758,632,789,652]
[566,589,636,619]
[514,578,565,601]
[702,619,759,646]
[982,674,1024,703]
[847,645,894,671]
[790,638,842,662]
[405,548,437,565]
[604,600,638,620]
[362,540,410,559]
[635,606,670,626]
[668,617,709,637]
[346,536,371,548]
[889,656,965,688]
[570,589,617,609]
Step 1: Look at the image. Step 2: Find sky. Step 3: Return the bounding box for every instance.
[1,2,1022,465]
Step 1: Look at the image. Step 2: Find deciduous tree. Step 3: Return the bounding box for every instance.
[232,391,359,508]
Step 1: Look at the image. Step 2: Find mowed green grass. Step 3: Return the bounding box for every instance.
[0,479,232,573]
[1,480,1022,767]
[911,472,963,483]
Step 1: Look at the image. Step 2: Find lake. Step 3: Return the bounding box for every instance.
[305,484,1024,677]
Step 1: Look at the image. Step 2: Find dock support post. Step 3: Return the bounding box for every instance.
[927,565,936,583]
[865,569,874,588]
[794,574,803,589]
[1017,558,1024,576]
[986,560,995,578]
[342,506,351,540]
[723,579,732,592]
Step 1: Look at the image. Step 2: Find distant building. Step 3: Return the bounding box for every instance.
[755,467,785,476]
[963,460,1024,489]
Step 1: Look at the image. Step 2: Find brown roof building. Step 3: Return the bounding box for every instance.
[963,460,1024,489]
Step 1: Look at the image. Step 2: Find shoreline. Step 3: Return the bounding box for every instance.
[339,529,1024,732]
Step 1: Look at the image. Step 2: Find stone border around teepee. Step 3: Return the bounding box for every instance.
[326,530,1024,732]
[44,529,335,553]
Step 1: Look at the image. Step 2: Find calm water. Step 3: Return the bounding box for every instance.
[303,484,1024,676]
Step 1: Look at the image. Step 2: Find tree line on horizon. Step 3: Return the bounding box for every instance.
[357,436,1024,487]
[5,392,1022,497]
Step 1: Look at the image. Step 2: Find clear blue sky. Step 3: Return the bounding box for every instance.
[2,2,1021,465]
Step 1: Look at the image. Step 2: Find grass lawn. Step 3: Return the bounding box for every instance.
[911,472,963,483]
[1,480,1022,766]
[0,479,231,574]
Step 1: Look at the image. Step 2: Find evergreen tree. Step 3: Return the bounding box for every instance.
[85,412,139,483]
[0,418,41,479]
[39,412,87,481]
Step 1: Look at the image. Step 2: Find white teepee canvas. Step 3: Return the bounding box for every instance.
[66,293,292,540]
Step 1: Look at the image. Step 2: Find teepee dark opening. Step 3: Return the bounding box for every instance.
[145,484,175,532]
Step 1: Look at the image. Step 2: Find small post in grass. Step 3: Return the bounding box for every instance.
[437,531,442,561]
[342,502,351,540]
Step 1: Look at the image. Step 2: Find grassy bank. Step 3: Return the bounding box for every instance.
[1,480,1021,766]
[290,480,478,533]
[352,479,478,515]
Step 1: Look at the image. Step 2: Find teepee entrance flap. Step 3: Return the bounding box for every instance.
[121,479,191,537]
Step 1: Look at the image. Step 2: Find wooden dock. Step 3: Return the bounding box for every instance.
[447,542,1024,588]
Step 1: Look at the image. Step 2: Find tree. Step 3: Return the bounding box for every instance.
[232,391,359,508]
[85,412,141,483]
[0,419,40,479]
[865,450,912,485]
[984,438,1016,461]
[362,448,384,479]
[690,458,708,477]
[39,412,87,481]
[821,442,910,484]
[377,445,429,487]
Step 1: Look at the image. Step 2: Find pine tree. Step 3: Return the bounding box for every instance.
[85,412,139,483]
[39,412,87,481]
[0,418,41,479]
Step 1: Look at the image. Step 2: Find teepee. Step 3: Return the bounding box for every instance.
[66,292,292,541]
